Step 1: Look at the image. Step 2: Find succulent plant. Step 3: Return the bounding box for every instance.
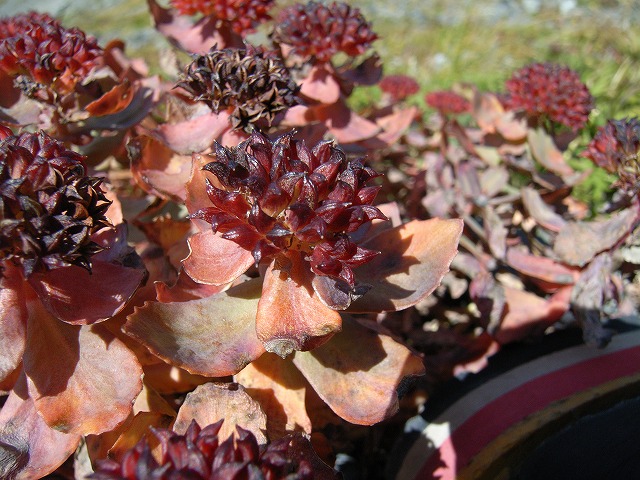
[170,0,274,35]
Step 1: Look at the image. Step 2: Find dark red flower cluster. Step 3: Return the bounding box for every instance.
[90,420,337,480]
[0,11,103,95]
[379,74,420,102]
[170,0,274,35]
[583,117,640,194]
[425,90,471,115]
[0,127,110,277]
[178,44,299,131]
[192,131,386,286]
[504,62,593,131]
[273,1,378,63]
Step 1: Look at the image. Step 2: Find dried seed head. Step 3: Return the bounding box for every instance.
[505,62,593,131]
[170,0,275,35]
[425,90,471,115]
[178,44,299,131]
[583,117,640,195]
[379,74,420,102]
[273,1,378,63]
[0,129,111,277]
[0,11,103,96]
[192,131,386,286]
[89,420,337,480]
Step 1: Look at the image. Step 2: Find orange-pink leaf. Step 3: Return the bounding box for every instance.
[151,111,230,155]
[0,265,26,383]
[236,352,312,438]
[299,64,341,104]
[349,218,463,313]
[256,252,342,358]
[124,278,266,377]
[173,382,267,443]
[292,317,425,425]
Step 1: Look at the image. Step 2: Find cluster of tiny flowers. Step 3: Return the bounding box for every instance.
[192,131,386,287]
[583,117,640,195]
[425,90,472,116]
[178,44,299,131]
[379,75,420,102]
[90,420,335,480]
[0,126,110,277]
[504,62,593,131]
[272,1,378,63]
[0,11,103,96]
[170,0,274,35]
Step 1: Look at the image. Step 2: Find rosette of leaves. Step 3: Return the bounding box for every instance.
[0,127,147,479]
[125,130,462,430]
[170,0,275,35]
[177,44,299,131]
[90,419,338,480]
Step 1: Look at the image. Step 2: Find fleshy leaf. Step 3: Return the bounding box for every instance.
[124,278,266,377]
[528,127,574,176]
[173,382,267,443]
[28,257,146,325]
[256,252,342,358]
[554,206,638,267]
[484,206,507,260]
[521,186,567,232]
[129,135,193,201]
[236,352,312,437]
[299,64,341,104]
[183,230,255,285]
[506,248,579,285]
[292,317,425,425]
[348,218,463,312]
[23,296,143,435]
[0,374,81,480]
[82,82,157,131]
[150,110,230,155]
[0,265,27,383]
[316,101,381,144]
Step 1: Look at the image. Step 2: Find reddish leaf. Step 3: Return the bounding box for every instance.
[0,265,27,383]
[129,135,193,201]
[554,206,639,267]
[506,248,579,285]
[23,294,143,435]
[0,374,81,480]
[372,106,418,146]
[147,0,243,53]
[85,81,135,116]
[349,218,463,313]
[236,352,312,438]
[528,127,574,176]
[256,252,342,358]
[484,206,507,260]
[280,105,316,127]
[316,101,381,144]
[292,317,425,425]
[173,382,267,443]
[155,268,227,303]
[299,64,341,104]
[521,186,567,232]
[151,110,230,155]
[83,81,157,131]
[183,230,254,285]
[124,278,266,377]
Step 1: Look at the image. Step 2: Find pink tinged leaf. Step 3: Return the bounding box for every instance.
[292,317,425,425]
[299,64,341,104]
[0,374,81,480]
[173,382,267,443]
[151,110,231,155]
[129,135,193,201]
[124,278,266,377]
[23,296,143,435]
[495,110,528,141]
[495,286,570,344]
[155,268,227,303]
[316,101,381,144]
[256,253,342,358]
[479,167,509,198]
[521,186,567,232]
[484,206,507,260]
[506,248,579,285]
[554,206,639,267]
[27,258,146,325]
[348,218,463,313]
[0,265,27,384]
[236,352,312,438]
[147,0,243,53]
[473,92,505,134]
[83,82,157,131]
[183,230,254,285]
[280,105,316,127]
[368,106,418,147]
[527,127,574,176]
